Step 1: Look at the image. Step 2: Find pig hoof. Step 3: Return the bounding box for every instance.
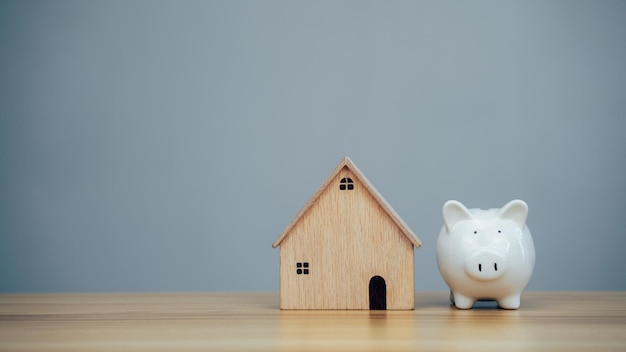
[452,293,475,309]
[498,295,521,309]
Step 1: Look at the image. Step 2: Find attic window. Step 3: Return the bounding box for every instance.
[296,262,309,275]
[339,178,354,190]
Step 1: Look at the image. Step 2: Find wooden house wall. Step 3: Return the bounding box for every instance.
[279,167,415,310]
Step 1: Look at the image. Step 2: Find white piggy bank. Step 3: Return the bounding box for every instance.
[436,200,535,309]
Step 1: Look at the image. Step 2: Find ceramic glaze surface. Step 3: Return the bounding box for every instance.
[436,200,535,309]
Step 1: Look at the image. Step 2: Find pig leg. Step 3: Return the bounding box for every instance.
[451,292,475,309]
[497,294,521,309]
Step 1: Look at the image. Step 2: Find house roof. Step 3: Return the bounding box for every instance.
[272,157,422,249]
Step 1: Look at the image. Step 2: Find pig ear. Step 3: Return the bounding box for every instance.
[443,200,473,232]
[498,199,528,227]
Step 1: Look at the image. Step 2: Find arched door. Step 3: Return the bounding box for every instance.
[369,275,387,310]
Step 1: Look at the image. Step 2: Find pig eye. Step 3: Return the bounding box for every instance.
[473,230,477,234]
[498,230,502,234]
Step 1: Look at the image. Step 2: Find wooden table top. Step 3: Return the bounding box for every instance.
[1,292,625,351]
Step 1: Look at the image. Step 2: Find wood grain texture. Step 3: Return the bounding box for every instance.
[272,157,420,249]
[273,157,420,310]
[279,167,414,309]
[1,292,625,351]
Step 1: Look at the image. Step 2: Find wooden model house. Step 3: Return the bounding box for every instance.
[272,157,421,310]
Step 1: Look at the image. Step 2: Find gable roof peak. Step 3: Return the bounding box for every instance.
[272,157,421,249]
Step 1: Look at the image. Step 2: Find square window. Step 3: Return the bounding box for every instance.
[296,262,310,275]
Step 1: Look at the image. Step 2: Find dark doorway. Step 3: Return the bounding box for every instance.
[369,275,387,310]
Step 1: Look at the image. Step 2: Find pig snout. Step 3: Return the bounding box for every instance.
[464,251,508,281]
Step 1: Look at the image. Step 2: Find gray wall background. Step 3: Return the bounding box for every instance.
[1,0,625,293]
